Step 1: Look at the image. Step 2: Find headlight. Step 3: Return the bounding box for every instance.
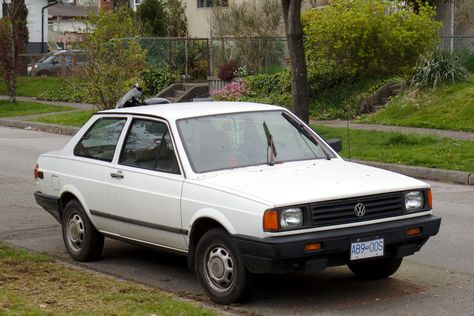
[280,208,303,229]
[405,191,424,211]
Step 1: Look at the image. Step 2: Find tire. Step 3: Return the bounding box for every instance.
[37,70,50,77]
[61,199,104,262]
[348,257,403,280]
[195,228,252,304]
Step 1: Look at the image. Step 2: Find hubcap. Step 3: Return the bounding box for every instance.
[66,212,84,252]
[204,245,235,292]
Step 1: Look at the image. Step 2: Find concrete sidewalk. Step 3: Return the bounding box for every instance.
[0,95,95,111]
[313,120,474,142]
[0,98,472,185]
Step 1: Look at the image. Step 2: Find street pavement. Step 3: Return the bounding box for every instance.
[1,126,473,315]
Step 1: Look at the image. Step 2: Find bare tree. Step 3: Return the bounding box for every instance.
[208,0,284,74]
[0,0,28,103]
[281,0,310,123]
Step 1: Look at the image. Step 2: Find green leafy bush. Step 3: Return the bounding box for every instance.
[302,0,441,80]
[140,65,180,96]
[459,51,474,73]
[406,51,469,90]
[80,8,146,109]
[38,78,95,104]
[244,71,291,95]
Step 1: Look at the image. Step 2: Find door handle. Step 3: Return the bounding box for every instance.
[110,171,124,179]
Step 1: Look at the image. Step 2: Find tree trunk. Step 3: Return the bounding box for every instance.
[8,17,16,103]
[281,0,310,124]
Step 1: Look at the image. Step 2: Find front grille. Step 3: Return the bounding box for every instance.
[310,192,405,227]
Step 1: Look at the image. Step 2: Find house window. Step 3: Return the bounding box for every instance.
[197,0,228,8]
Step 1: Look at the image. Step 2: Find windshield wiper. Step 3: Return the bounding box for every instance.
[281,112,332,160]
[263,121,277,166]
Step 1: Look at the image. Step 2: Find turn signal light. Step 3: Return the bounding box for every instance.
[304,243,321,252]
[34,162,40,180]
[407,227,421,236]
[427,189,433,209]
[263,209,279,231]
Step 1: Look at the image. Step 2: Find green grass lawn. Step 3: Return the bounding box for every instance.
[0,76,63,97]
[358,75,474,132]
[0,245,216,315]
[313,124,474,173]
[32,110,95,126]
[0,100,73,118]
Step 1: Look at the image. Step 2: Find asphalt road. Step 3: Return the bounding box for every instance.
[1,126,473,315]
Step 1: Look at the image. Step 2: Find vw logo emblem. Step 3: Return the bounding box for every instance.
[354,203,366,217]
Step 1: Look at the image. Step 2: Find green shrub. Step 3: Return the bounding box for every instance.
[140,65,180,96]
[244,71,291,95]
[406,51,469,90]
[80,8,146,109]
[238,93,292,108]
[302,0,441,80]
[459,51,474,73]
[38,78,95,104]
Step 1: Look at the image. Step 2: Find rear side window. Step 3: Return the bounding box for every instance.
[119,119,180,174]
[74,117,126,162]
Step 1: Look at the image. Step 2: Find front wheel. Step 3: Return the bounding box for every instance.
[195,228,252,304]
[62,199,104,261]
[348,257,403,280]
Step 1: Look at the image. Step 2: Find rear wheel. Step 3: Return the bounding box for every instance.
[195,228,252,304]
[348,257,403,280]
[62,199,104,261]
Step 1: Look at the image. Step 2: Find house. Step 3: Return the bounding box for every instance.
[48,4,97,48]
[1,0,50,53]
[183,0,230,38]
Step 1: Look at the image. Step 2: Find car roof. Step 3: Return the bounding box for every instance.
[98,101,286,121]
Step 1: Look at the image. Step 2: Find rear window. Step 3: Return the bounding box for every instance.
[74,117,126,162]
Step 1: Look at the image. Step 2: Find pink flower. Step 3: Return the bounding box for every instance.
[210,81,247,101]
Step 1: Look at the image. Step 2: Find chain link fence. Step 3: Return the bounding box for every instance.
[440,36,474,53]
[138,36,288,80]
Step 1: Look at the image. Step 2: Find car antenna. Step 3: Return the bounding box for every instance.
[263,121,277,166]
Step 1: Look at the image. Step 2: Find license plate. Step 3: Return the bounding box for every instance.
[350,238,384,260]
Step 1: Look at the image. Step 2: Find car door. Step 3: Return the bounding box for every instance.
[71,116,128,224]
[101,117,186,251]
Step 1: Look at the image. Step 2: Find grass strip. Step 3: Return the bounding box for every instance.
[31,110,95,127]
[358,76,474,132]
[0,77,64,98]
[312,124,474,173]
[0,100,73,118]
[0,245,216,316]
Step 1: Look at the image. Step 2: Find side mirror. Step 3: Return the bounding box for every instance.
[326,138,342,153]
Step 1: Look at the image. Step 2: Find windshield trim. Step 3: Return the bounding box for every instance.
[176,109,332,174]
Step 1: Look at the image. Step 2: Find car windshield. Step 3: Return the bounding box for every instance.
[177,110,331,173]
[37,54,54,64]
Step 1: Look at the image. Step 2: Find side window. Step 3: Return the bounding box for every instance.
[119,119,180,174]
[74,117,126,162]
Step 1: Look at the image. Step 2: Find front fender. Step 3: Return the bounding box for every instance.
[188,208,237,235]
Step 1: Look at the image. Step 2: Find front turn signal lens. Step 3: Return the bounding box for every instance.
[263,209,279,231]
[427,189,432,209]
[304,243,321,252]
[407,227,422,236]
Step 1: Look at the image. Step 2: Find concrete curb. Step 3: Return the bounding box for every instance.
[352,160,474,185]
[1,119,472,186]
[0,119,79,136]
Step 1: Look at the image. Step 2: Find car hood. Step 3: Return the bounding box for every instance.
[195,159,428,206]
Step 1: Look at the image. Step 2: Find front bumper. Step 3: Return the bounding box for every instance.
[233,215,441,273]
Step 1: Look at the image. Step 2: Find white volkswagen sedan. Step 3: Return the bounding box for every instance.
[34,102,441,304]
